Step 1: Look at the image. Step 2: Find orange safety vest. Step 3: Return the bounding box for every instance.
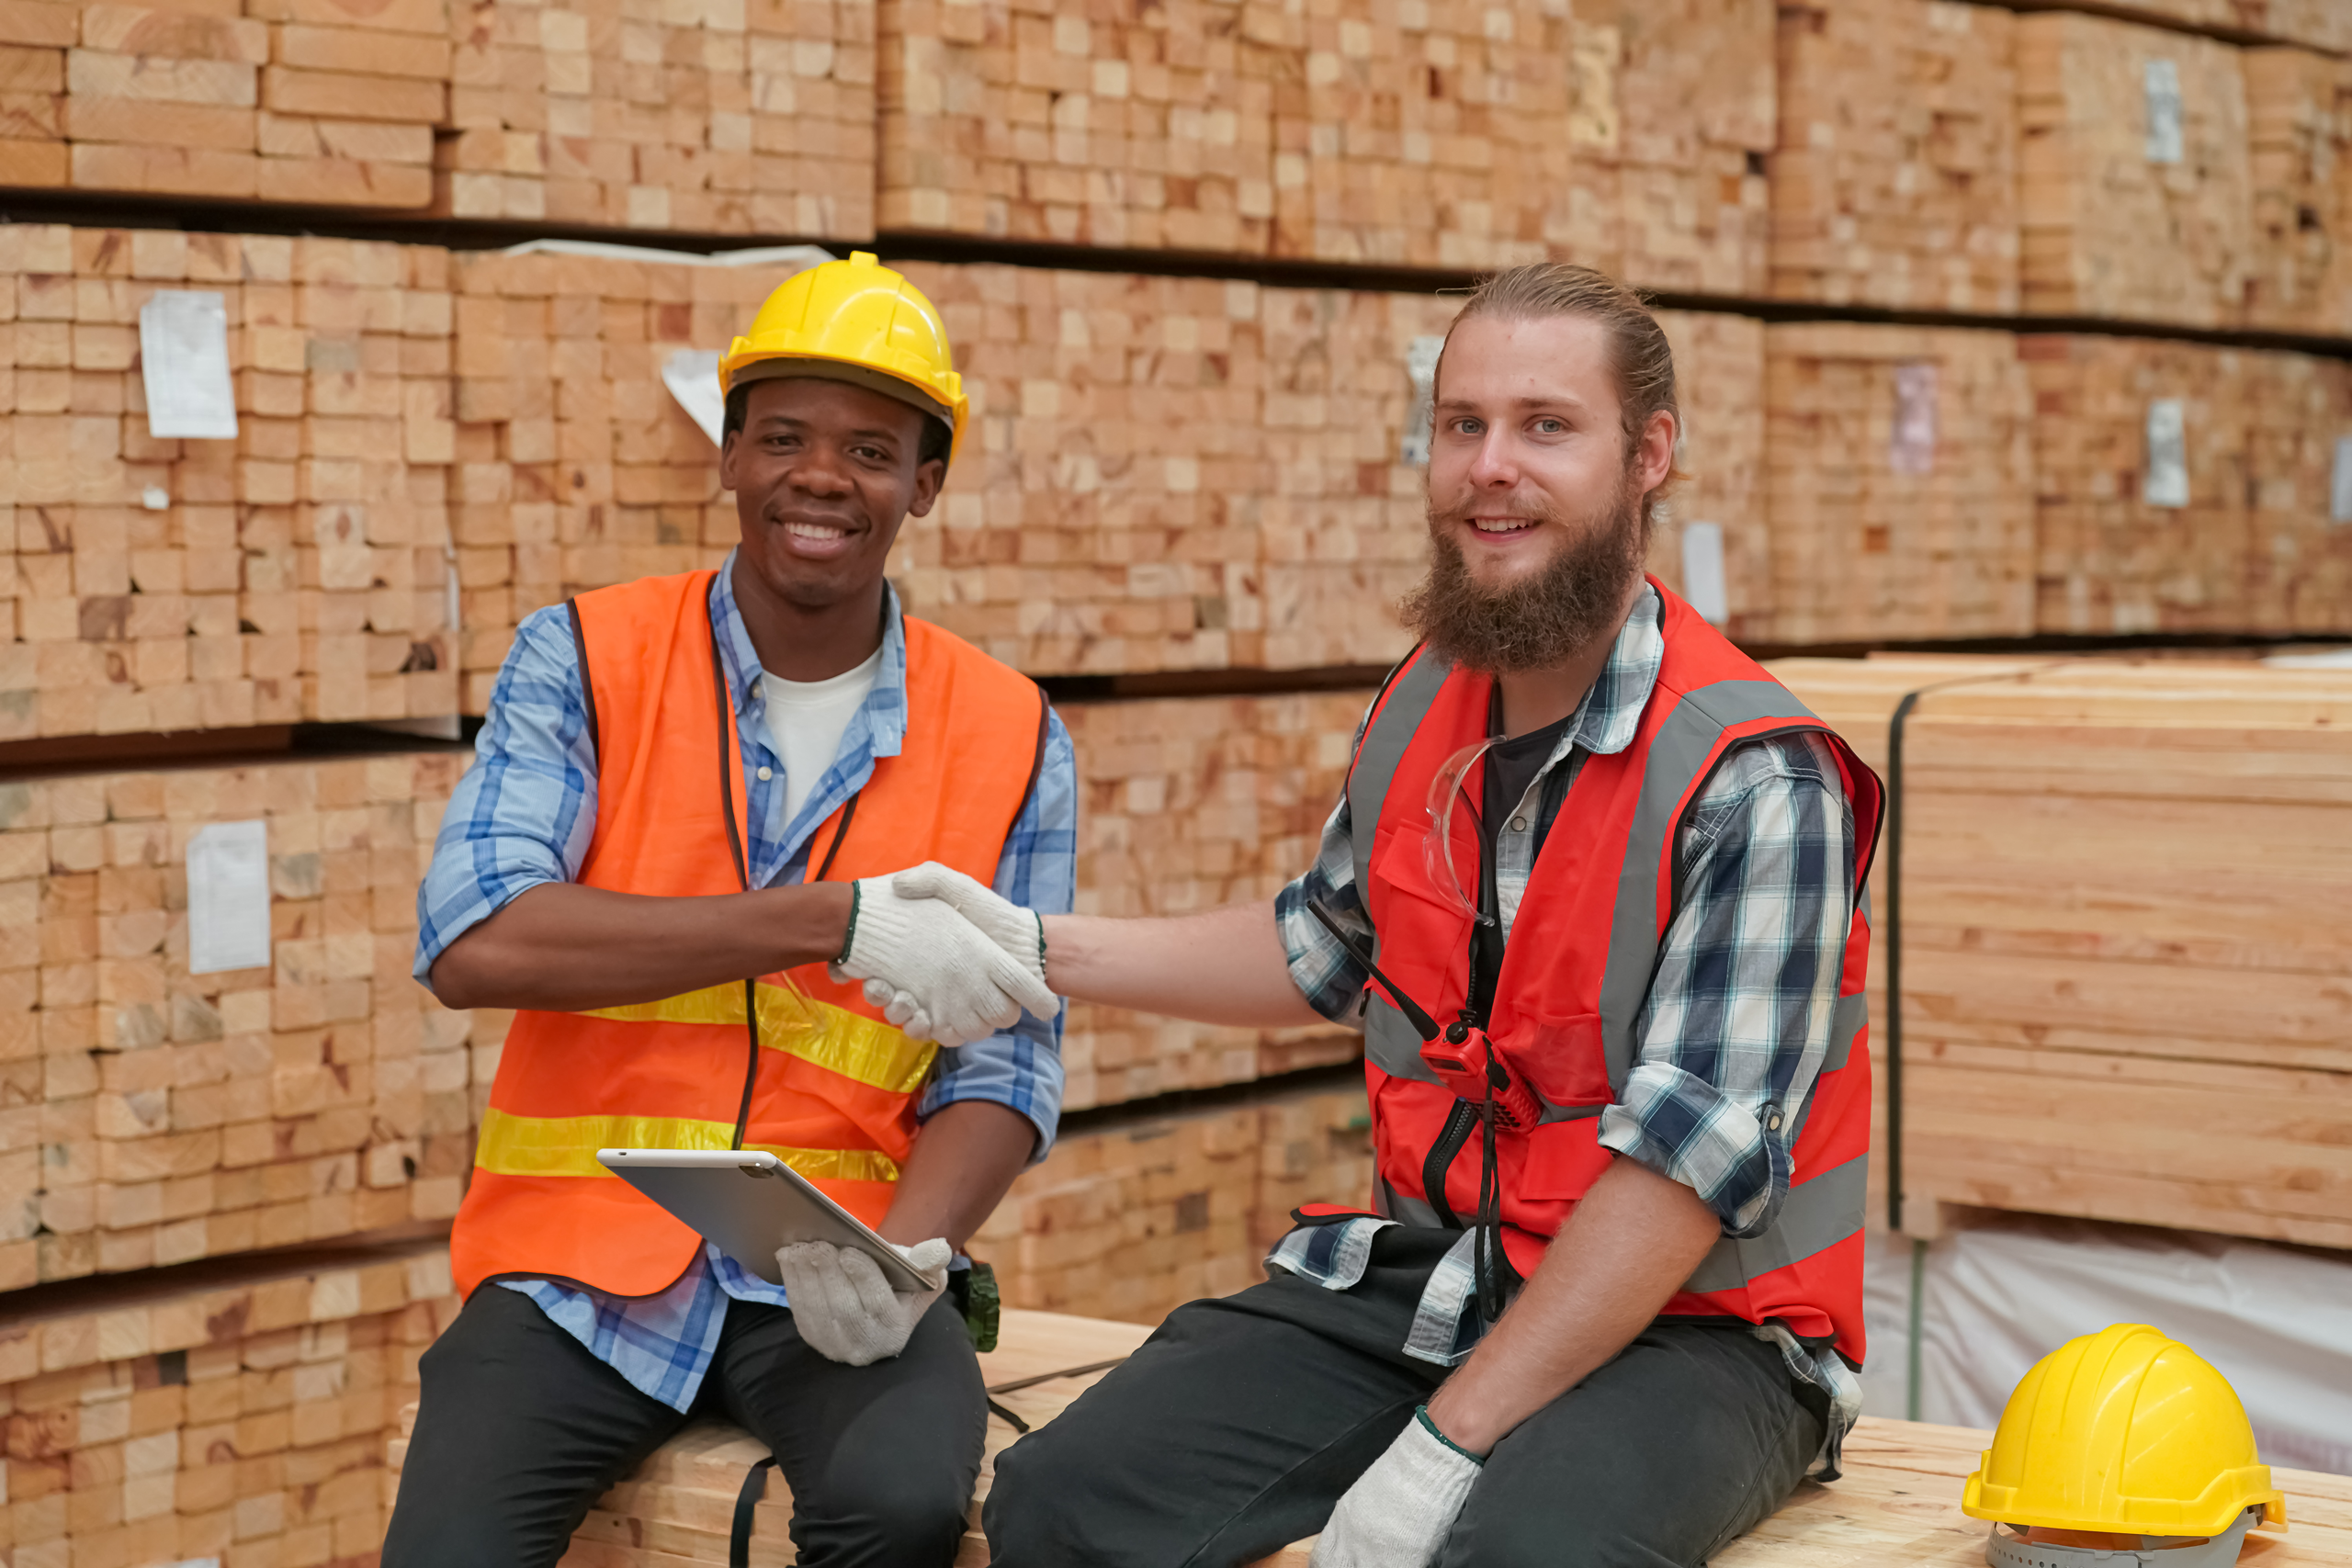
[1327,581,1883,1361]
[450,570,1047,1300]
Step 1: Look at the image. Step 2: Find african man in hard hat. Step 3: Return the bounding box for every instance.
[384,254,1073,1568]
[896,263,1885,1567]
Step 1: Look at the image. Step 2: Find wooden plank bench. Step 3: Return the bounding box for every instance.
[390,1310,2352,1565]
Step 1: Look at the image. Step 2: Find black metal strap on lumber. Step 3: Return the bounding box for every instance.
[731,1456,777,1568]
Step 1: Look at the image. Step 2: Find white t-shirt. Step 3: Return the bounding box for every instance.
[760,644,884,833]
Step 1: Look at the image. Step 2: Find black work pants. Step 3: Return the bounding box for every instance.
[984,1225,1826,1568]
[382,1282,986,1568]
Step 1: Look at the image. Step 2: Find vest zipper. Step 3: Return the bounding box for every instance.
[1420,1100,1479,1229]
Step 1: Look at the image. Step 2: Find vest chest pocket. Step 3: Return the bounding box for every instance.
[1505,1009,1611,1111]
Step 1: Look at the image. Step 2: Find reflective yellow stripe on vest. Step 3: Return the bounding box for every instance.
[582,980,939,1095]
[473,1107,903,1184]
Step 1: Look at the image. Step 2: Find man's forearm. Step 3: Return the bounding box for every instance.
[877,1100,1039,1251]
[428,880,854,1012]
[1423,1155,1723,1454]
[1042,900,1325,1029]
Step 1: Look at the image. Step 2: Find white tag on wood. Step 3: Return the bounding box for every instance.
[187,819,272,976]
[663,348,727,446]
[1399,335,1445,466]
[140,290,238,440]
[2144,59,2184,165]
[2144,400,2189,509]
[1890,362,1938,476]
[2332,435,2352,524]
[1679,522,1729,625]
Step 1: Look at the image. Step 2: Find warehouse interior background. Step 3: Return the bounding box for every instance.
[0,0,2349,1559]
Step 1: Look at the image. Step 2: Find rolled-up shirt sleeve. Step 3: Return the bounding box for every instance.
[413,606,600,992]
[1598,731,1857,1239]
[916,710,1078,1160]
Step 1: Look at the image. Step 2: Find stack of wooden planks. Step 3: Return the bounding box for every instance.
[977,1079,1373,1325]
[874,0,1770,288]
[0,224,461,738]
[1770,0,2018,313]
[1771,654,2352,1253]
[0,0,447,205]
[2017,13,2252,330]
[2,1235,458,1568]
[2091,0,2352,53]
[2244,349,2352,636]
[1762,324,2037,646]
[1057,693,1367,1111]
[2244,46,2352,339]
[437,0,876,237]
[1648,310,1772,640]
[0,752,499,1288]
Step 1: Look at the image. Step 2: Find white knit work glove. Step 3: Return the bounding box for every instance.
[774,1236,952,1367]
[1309,1408,1482,1568]
[831,873,1056,1047]
[862,862,1055,1039]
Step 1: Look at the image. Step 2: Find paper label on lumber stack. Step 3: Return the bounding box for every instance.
[1057,693,1367,1110]
[976,1079,1373,1325]
[2242,47,2352,338]
[1770,0,2018,312]
[0,753,500,1288]
[437,0,876,237]
[0,224,459,738]
[1763,323,2036,645]
[0,1237,458,1568]
[2022,334,2256,636]
[2017,14,2252,329]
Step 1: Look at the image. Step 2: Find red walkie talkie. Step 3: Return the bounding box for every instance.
[1306,898,1543,1131]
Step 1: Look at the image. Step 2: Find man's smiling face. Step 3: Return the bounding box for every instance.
[718,375,945,611]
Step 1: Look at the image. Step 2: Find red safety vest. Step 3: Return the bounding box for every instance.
[450,570,1047,1300]
[1338,581,1882,1362]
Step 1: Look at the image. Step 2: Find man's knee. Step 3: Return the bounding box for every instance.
[804,1457,974,1565]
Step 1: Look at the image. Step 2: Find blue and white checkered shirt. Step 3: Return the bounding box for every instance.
[416,557,1076,1411]
[1266,584,1865,1469]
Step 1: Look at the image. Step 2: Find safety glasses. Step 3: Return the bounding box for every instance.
[1424,736,1503,927]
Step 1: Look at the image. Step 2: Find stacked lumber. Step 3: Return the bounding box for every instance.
[2016,14,2253,330]
[0,752,500,1288]
[2088,0,2352,54]
[1058,693,1367,1111]
[874,0,1281,253]
[437,0,876,237]
[1770,0,2019,312]
[1771,655,2352,1252]
[2244,350,2352,636]
[2243,47,2352,338]
[1648,310,1770,638]
[0,224,460,739]
[977,1079,1374,1325]
[1259,0,1592,270]
[1,1236,457,1568]
[1762,324,2037,646]
[1576,0,1775,298]
[2022,334,2255,636]
[0,0,445,205]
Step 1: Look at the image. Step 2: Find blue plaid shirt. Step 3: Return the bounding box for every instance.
[1267,585,1866,1470]
[416,557,1076,1410]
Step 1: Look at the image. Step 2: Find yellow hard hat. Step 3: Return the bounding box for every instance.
[1962,1324,2286,1551]
[717,251,967,459]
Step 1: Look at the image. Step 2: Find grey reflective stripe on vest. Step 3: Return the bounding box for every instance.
[1679,1152,1868,1294]
[1348,649,1454,942]
[1364,994,1442,1084]
[1596,681,1827,1091]
[1376,1171,1447,1227]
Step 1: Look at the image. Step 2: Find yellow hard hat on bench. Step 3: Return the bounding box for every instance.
[1962,1323,2285,1568]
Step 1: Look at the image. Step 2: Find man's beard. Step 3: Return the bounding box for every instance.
[1397,473,1650,674]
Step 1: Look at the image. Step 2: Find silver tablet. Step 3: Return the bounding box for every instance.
[596,1148,932,1293]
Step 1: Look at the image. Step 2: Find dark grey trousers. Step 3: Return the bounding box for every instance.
[984,1225,1826,1568]
[382,1282,986,1568]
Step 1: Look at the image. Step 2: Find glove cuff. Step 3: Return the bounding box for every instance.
[1415,1406,1485,1467]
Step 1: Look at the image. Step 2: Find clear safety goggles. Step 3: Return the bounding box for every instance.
[1423,736,1504,927]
